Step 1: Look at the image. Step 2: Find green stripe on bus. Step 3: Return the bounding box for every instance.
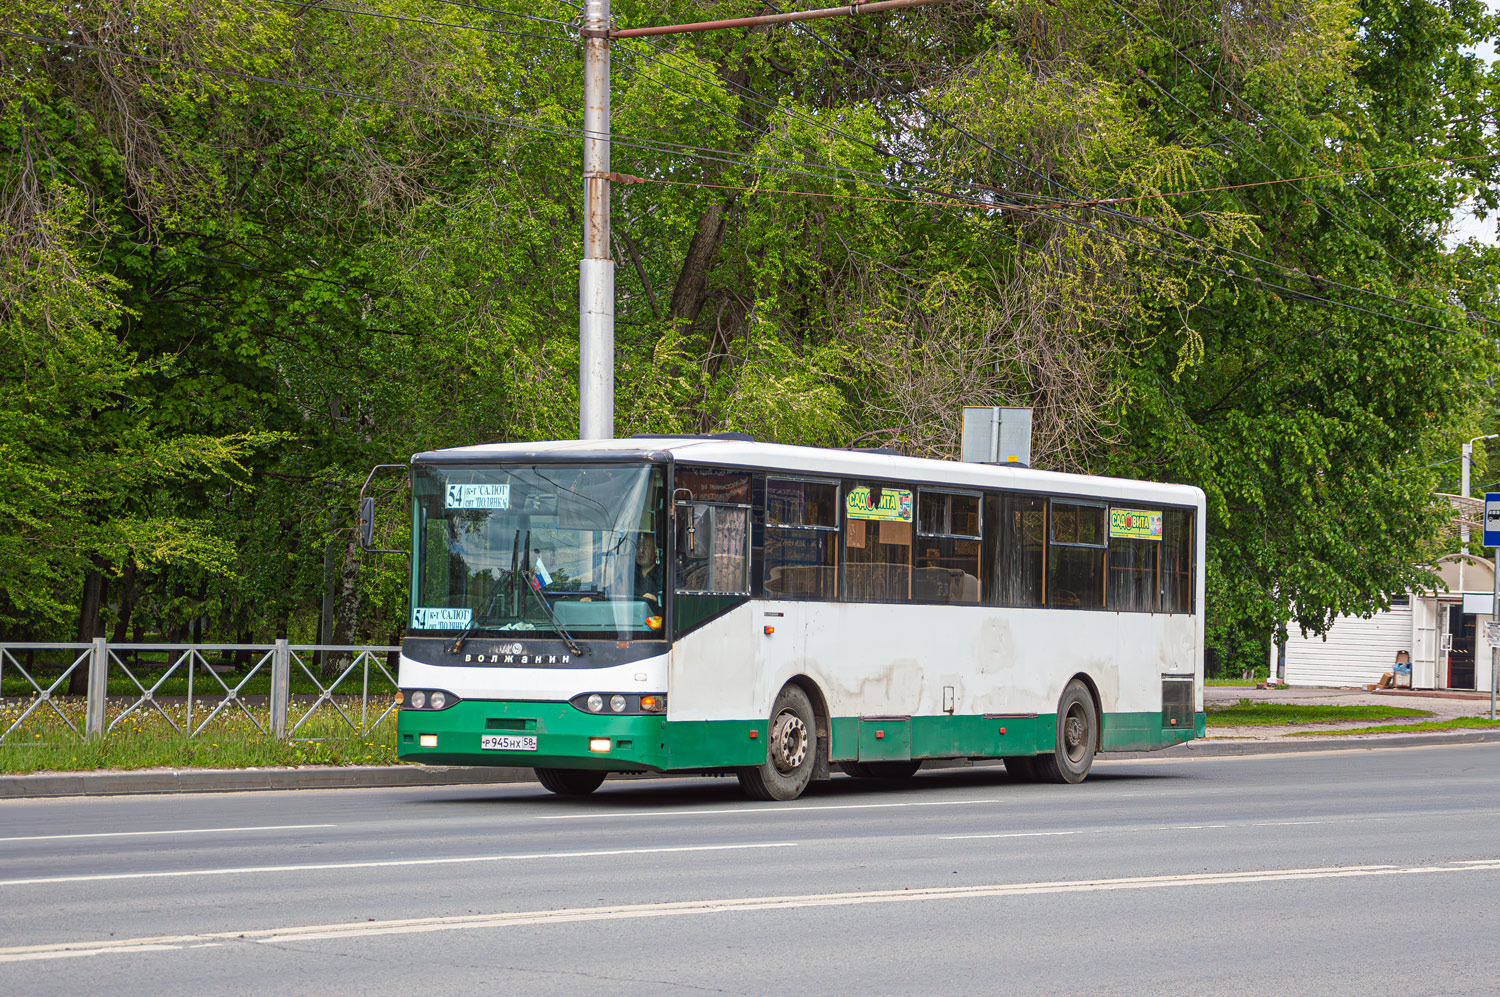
[397,700,1201,771]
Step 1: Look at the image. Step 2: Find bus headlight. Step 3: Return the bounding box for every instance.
[400,689,460,711]
[569,692,666,715]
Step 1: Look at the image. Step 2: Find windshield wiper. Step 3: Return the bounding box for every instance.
[450,530,521,655]
[517,530,587,656]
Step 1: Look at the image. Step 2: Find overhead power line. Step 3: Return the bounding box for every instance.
[2,28,1477,337]
[248,0,574,42]
[1103,0,1409,232]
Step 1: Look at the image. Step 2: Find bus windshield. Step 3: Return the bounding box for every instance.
[411,463,667,641]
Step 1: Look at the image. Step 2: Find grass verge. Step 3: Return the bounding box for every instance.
[0,697,399,773]
[1290,716,1500,736]
[1206,699,1435,726]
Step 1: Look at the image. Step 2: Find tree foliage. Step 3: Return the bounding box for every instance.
[1,0,1496,670]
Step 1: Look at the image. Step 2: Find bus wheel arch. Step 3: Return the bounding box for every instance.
[787,674,831,782]
[1069,671,1105,745]
[737,679,823,800]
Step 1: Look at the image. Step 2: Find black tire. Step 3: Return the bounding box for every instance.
[838,760,921,780]
[1034,679,1097,784]
[738,684,817,801]
[534,767,607,796]
[1002,756,1037,782]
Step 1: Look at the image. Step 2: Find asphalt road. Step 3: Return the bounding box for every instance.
[3,745,1500,995]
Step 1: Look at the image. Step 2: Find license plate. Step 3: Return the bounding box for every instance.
[481,734,537,752]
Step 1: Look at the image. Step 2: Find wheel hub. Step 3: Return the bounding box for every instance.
[1064,708,1088,761]
[771,711,809,773]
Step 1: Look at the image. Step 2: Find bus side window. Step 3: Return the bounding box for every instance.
[1047,501,1106,609]
[1160,508,1194,613]
[674,503,750,595]
[915,491,981,604]
[1107,508,1162,613]
[995,493,1046,607]
[845,482,915,603]
[763,478,839,600]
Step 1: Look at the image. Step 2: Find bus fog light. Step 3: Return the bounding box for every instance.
[430,691,446,710]
[589,737,611,752]
[411,691,426,709]
[419,734,438,747]
[610,695,627,713]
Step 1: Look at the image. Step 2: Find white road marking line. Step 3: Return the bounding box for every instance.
[0,824,336,844]
[4,859,1497,963]
[945,823,1228,841]
[536,798,1007,820]
[0,842,794,889]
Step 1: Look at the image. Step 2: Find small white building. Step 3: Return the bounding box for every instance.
[1283,554,1497,691]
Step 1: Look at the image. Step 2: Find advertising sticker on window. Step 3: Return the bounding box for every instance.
[1109,508,1162,541]
[846,487,913,522]
[445,483,511,510]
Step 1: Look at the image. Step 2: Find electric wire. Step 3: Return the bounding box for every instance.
[3,29,1475,336]
[1103,0,1409,231]
[247,0,576,42]
[752,4,1476,331]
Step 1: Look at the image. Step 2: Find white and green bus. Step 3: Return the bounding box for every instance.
[394,436,1204,800]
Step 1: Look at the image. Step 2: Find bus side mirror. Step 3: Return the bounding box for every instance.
[358,497,376,549]
[358,463,412,559]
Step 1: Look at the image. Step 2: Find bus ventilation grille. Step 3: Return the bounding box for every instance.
[1161,679,1194,729]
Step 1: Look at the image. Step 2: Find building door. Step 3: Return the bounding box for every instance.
[1447,606,1476,690]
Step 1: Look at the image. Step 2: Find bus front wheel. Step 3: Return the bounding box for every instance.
[1034,680,1097,784]
[535,767,607,796]
[738,684,816,801]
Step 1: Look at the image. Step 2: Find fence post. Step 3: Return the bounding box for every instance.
[86,637,108,738]
[270,639,290,738]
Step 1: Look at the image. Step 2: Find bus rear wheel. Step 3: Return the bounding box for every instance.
[838,761,921,780]
[535,767,607,796]
[1034,680,1097,785]
[738,684,816,801]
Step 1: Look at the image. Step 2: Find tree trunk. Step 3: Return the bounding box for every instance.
[330,537,363,682]
[668,202,732,336]
[110,561,137,644]
[68,562,108,695]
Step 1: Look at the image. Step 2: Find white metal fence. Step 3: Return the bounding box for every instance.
[0,640,400,744]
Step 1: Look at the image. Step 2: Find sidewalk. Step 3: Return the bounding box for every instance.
[1203,684,1496,741]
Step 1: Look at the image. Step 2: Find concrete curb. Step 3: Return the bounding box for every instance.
[1109,729,1500,759]
[0,764,541,799]
[3,730,1496,799]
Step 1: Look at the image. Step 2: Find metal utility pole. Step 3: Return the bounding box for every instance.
[578,0,614,440]
[1462,435,1497,542]
[1460,435,1496,593]
[573,0,955,440]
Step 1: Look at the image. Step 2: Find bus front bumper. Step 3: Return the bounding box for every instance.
[397,699,669,771]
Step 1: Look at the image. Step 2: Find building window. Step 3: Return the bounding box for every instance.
[763,478,839,600]
[1048,501,1106,609]
[915,491,981,603]
[844,482,915,603]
